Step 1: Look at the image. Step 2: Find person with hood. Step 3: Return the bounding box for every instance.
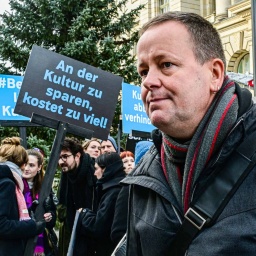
[76,152,125,256]
[0,137,46,256]
[111,141,153,247]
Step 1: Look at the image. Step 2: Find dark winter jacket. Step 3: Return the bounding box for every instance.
[76,160,126,256]
[122,88,256,255]
[0,165,41,256]
[57,153,96,256]
[111,185,129,245]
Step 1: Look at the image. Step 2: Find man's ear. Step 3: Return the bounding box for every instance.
[75,152,81,159]
[209,58,225,93]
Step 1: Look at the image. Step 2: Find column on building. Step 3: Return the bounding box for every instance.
[215,0,231,22]
[204,0,215,17]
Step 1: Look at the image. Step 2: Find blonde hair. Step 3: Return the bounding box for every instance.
[0,137,28,167]
[82,138,101,150]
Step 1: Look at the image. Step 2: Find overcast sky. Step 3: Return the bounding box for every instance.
[1,0,10,14]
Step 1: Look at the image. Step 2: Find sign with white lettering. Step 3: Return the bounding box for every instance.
[125,135,153,154]
[14,45,123,140]
[122,82,155,133]
[0,74,29,120]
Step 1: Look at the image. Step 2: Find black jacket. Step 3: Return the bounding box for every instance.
[110,185,129,245]
[76,160,125,256]
[122,86,256,255]
[57,153,96,256]
[0,165,39,256]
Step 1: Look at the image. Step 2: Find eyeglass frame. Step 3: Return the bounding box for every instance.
[59,154,73,162]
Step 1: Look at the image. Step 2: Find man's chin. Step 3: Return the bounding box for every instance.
[61,167,69,173]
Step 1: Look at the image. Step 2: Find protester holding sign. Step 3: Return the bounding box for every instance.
[57,137,96,256]
[76,152,125,256]
[0,137,46,256]
[22,148,58,256]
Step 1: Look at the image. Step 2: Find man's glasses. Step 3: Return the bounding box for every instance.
[59,154,73,161]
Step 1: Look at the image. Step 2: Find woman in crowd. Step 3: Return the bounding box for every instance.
[22,148,58,256]
[76,152,126,256]
[0,137,46,256]
[120,151,135,175]
[82,138,101,159]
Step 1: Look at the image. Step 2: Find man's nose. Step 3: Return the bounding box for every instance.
[142,69,161,90]
[58,158,63,163]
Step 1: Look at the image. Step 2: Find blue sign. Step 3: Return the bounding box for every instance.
[0,74,29,120]
[122,82,156,134]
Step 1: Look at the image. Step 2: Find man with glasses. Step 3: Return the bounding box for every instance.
[57,137,96,256]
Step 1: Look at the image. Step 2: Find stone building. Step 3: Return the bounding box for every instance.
[127,0,253,87]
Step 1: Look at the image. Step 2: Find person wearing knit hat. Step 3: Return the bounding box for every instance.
[134,140,153,165]
[100,136,118,154]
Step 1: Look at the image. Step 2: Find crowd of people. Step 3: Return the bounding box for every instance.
[1,10,256,256]
[0,134,148,256]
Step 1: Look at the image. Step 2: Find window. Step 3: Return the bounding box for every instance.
[237,54,250,74]
[159,0,170,14]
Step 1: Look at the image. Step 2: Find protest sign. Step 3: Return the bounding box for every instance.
[14,45,122,140]
[122,82,155,134]
[0,74,29,121]
[125,135,153,154]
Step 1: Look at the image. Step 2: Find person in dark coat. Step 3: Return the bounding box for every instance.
[122,11,256,255]
[111,143,153,246]
[110,185,129,246]
[76,152,126,256]
[57,137,97,256]
[0,137,45,256]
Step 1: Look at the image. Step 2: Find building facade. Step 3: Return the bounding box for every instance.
[127,0,252,81]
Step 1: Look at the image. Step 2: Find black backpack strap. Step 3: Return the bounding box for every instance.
[170,130,256,256]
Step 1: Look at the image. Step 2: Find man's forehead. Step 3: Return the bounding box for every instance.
[101,140,113,146]
[60,149,71,155]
